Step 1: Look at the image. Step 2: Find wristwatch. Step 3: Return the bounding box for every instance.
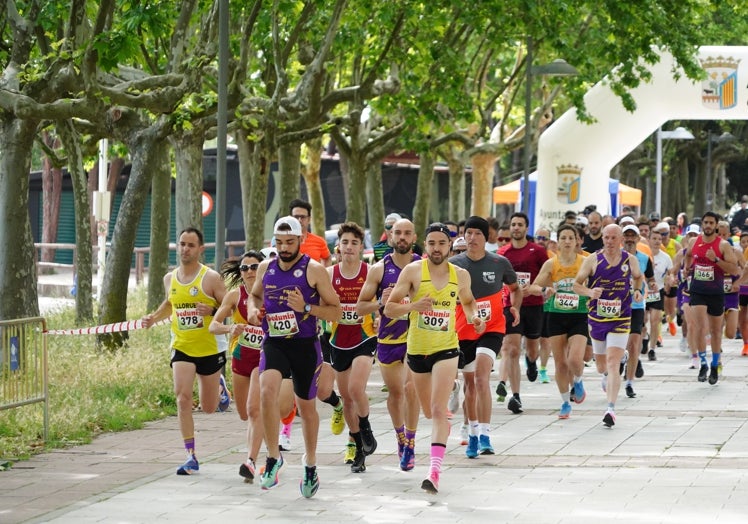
[304,303,312,313]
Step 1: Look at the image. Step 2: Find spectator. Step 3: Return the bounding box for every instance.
[372,213,402,261]
[730,195,748,233]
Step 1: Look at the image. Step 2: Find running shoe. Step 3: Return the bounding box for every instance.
[479,435,494,455]
[466,435,479,458]
[344,442,356,464]
[601,373,607,393]
[558,402,572,419]
[239,458,256,483]
[218,374,231,412]
[742,344,748,356]
[679,338,688,353]
[656,336,663,347]
[573,380,586,404]
[708,366,719,385]
[495,381,507,403]
[689,357,698,370]
[698,363,708,382]
[260,455,283,490]
[460,423,469,445]
[648,349,657,361]
[351,447,366,473]
[525,356,538,382]
[625,384,636,398]
[400,444,415,471]
[619,350,628,375]
[668,320,677,336]
[602,410,616,428]
[448,379,461,415]
[421,471,440,494]
[635,360,644,378]
[330,403,345,435]
[539,369,550,383]
[360,422,378,455]
[176,454,199,475]
[300,465,319,498]
[279,431,292,452]
[398,440,405,460]
[507,396,523,414]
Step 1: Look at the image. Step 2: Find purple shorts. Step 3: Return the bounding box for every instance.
[588,318,630,341]
[377,342,407,365]
[725,293,739,311]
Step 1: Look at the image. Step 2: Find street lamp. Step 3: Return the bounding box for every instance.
[706,130,736,208]
[655,126,694,216]
[522,37,579,217]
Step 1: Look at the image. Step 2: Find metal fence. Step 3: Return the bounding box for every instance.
[0,317,48,441]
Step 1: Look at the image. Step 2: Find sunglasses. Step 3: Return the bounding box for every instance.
[498,237,510,242]
[452,249,466,254]
[240,263,259,272]
[535,235,548,241]
[384,224,394,230]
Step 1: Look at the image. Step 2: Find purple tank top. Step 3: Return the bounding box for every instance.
[262,254,319,339]
[588,250,632,322]
[377,253,421,344]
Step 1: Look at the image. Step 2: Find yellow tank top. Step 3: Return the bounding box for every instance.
[545,254,588,313]
[406,261,459,355]
[169,265,221,357]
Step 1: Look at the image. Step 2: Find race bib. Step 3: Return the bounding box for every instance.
[645,290,660,303]
[240,325,264,349]
[339,303,362,325]
[694,265,714,281]
[417,309,450,331]
[175,307,203,331]
[516,272,531,286]
[553,292,580,310]
[724,277,734,293]
[475,300,492,321]
[266,311,299,337]
[596,298,621,318]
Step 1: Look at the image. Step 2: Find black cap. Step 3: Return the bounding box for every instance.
[424,222,452,240]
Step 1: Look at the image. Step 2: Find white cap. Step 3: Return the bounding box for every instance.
[685,224,700,235]
[273,216,303,236]
[619,216,635,226]
[385,213,402,224]
[452,236,467,250]
[653,221,670,233]
[260,246,277,259]
[622,224,640,236]
[576,216,589,226]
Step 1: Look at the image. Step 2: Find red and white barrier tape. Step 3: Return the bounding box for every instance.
[46,318,169,336]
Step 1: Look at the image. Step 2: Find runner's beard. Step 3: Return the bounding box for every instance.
[279,246,300,262]
[394,241,412,255]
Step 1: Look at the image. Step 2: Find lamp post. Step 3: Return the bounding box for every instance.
[655,126,694,216]
[521,37,578,217]
[706,130,736,209]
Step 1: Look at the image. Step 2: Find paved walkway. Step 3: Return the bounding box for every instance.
[4,321,748,523]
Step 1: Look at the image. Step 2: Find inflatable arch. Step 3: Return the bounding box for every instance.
[534,45,748,233]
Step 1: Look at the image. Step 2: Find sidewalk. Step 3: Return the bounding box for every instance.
[4,332,748,523]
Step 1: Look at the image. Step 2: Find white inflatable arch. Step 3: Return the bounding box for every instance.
[535,46,748,233]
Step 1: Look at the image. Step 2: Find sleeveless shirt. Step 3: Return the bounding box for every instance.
[261,255,320,339]
[169,264,220,357]
[407,261,459,355]
[329,262,376,349]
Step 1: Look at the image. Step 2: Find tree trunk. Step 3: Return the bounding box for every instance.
[147,142,172,311]
[173,131,205,235]
[412,150,435,241]
[40,131,62,266]
[366,162,383,232]
[693,157,707,217]
[98,129,163,349]
[244,137,273,249]
[57,120,94,323]
[0,117,40,320]
[235,129,253,250]
[446,147,465,221]
[470,152,495,217]
[301,138,326,234]
[278,142,301,220]
[345,149,368,226]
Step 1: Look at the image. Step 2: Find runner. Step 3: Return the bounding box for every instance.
[384,223,485,494]
[357,218,421,472]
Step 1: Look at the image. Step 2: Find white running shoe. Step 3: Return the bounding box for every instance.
[279,432,292,452]
[448,379,460,415]
[679,338,688,353]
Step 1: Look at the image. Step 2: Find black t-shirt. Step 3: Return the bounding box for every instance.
[582,234,603,253]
